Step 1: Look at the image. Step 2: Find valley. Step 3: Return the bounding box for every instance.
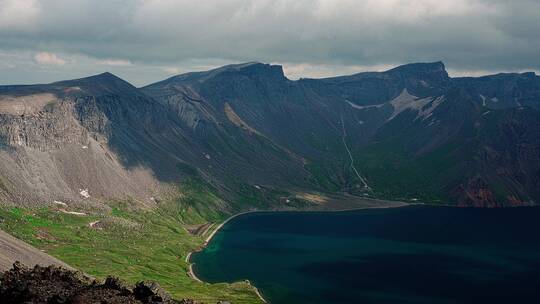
[0,185,402,303]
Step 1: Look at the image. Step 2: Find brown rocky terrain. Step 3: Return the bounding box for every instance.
[0,262,199,304]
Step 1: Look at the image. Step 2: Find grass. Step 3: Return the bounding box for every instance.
[351,136,472,203]
[0,185,264,303]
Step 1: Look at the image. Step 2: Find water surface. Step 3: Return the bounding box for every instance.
[192,206,540,303]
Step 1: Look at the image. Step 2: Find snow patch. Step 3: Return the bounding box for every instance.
[79,189,90,199]
[417,96,445,120]
[479,94,486,106]
[388,89,444,121]
[345,100,384,110]
[81,145,88,149]
[346,89,444,122]
[59,210,86,216]
[16,134,24,146]
[88,220,102,229]
[53,201,67,207]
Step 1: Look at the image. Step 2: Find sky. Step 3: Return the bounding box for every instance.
[0,0,539,87]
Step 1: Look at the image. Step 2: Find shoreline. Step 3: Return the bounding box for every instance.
[187,210,268,302]
[186,200,412,303]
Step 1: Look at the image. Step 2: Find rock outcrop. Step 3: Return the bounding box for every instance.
[0,262,197,304]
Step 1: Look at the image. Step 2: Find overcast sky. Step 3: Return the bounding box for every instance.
[1,0,539,87]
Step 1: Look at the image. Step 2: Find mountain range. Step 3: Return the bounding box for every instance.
[0,61,538,209]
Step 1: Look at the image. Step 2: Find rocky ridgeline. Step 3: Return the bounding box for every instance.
[0,262,219,304]
[1,62,539,207]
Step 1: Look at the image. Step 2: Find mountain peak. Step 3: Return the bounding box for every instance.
[387,61,447,75]
[61,71,127,85]
[146,62,286,89]
[93,71,118,79]
[385,61,449,86]
[194,61,285,80]
[53,72,138,96]
[227,62,285,79]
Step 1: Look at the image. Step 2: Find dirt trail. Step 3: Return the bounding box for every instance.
[0,229,72,272]
[340,115,371,190]
[88,220,101,228]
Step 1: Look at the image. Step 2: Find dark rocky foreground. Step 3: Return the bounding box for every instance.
[0,262,205,304]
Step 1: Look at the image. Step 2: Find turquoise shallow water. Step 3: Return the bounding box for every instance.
[191,206,540,304]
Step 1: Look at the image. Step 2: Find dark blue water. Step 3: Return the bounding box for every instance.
[191,206,540,303]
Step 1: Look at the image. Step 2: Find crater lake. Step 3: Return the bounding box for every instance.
[191,206,540,303]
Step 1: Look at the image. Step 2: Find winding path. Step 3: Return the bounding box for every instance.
[340,115,371,190]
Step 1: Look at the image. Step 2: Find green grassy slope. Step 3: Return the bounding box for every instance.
[0,183,264,303]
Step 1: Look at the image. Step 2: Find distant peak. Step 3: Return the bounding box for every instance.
[147,62,286,88]
[208,62,283,76]
[385,61,449,83]
[231,62,285,79]
[222,62,264,70]
[99,71,115,77]
[53,72,138,96]
[83,71,125,82]
[388,61,446,74]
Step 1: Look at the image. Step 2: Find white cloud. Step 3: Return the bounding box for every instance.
[281,62,395,80]
[162,67,180,74]
[0,0,539,85]
[0,0,41,31]
[34,52,67,65]
[99,59,132,66]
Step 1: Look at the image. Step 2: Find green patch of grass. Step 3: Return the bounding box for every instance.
[305,161,342,192]
[173,177,228,223]
[0,202,263,303]
[352,139,471,203]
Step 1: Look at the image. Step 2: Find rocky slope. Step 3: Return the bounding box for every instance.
[0,229,72,272]
[0,71,306,210]
[143,62,540,206]
[1,62,539,208]
[0,262,196,304]
[0,73,165,207]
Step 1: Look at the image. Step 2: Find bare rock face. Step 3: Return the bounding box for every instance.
[0,75,169,206]
[0,262,198,304]
[143,62,540,207]
[0,69,307,208]
[1,63,540,208]
[0,101,90,150]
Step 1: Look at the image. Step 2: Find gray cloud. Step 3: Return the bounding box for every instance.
[0,0,539,86]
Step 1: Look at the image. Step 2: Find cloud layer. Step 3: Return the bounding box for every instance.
[1,0,539,86]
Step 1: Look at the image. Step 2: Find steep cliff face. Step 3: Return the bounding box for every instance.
[1,63,539,208]
[0,75,166,206]
[0,70,309,207]
[142,64,311,187]
[143,62,540,207]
